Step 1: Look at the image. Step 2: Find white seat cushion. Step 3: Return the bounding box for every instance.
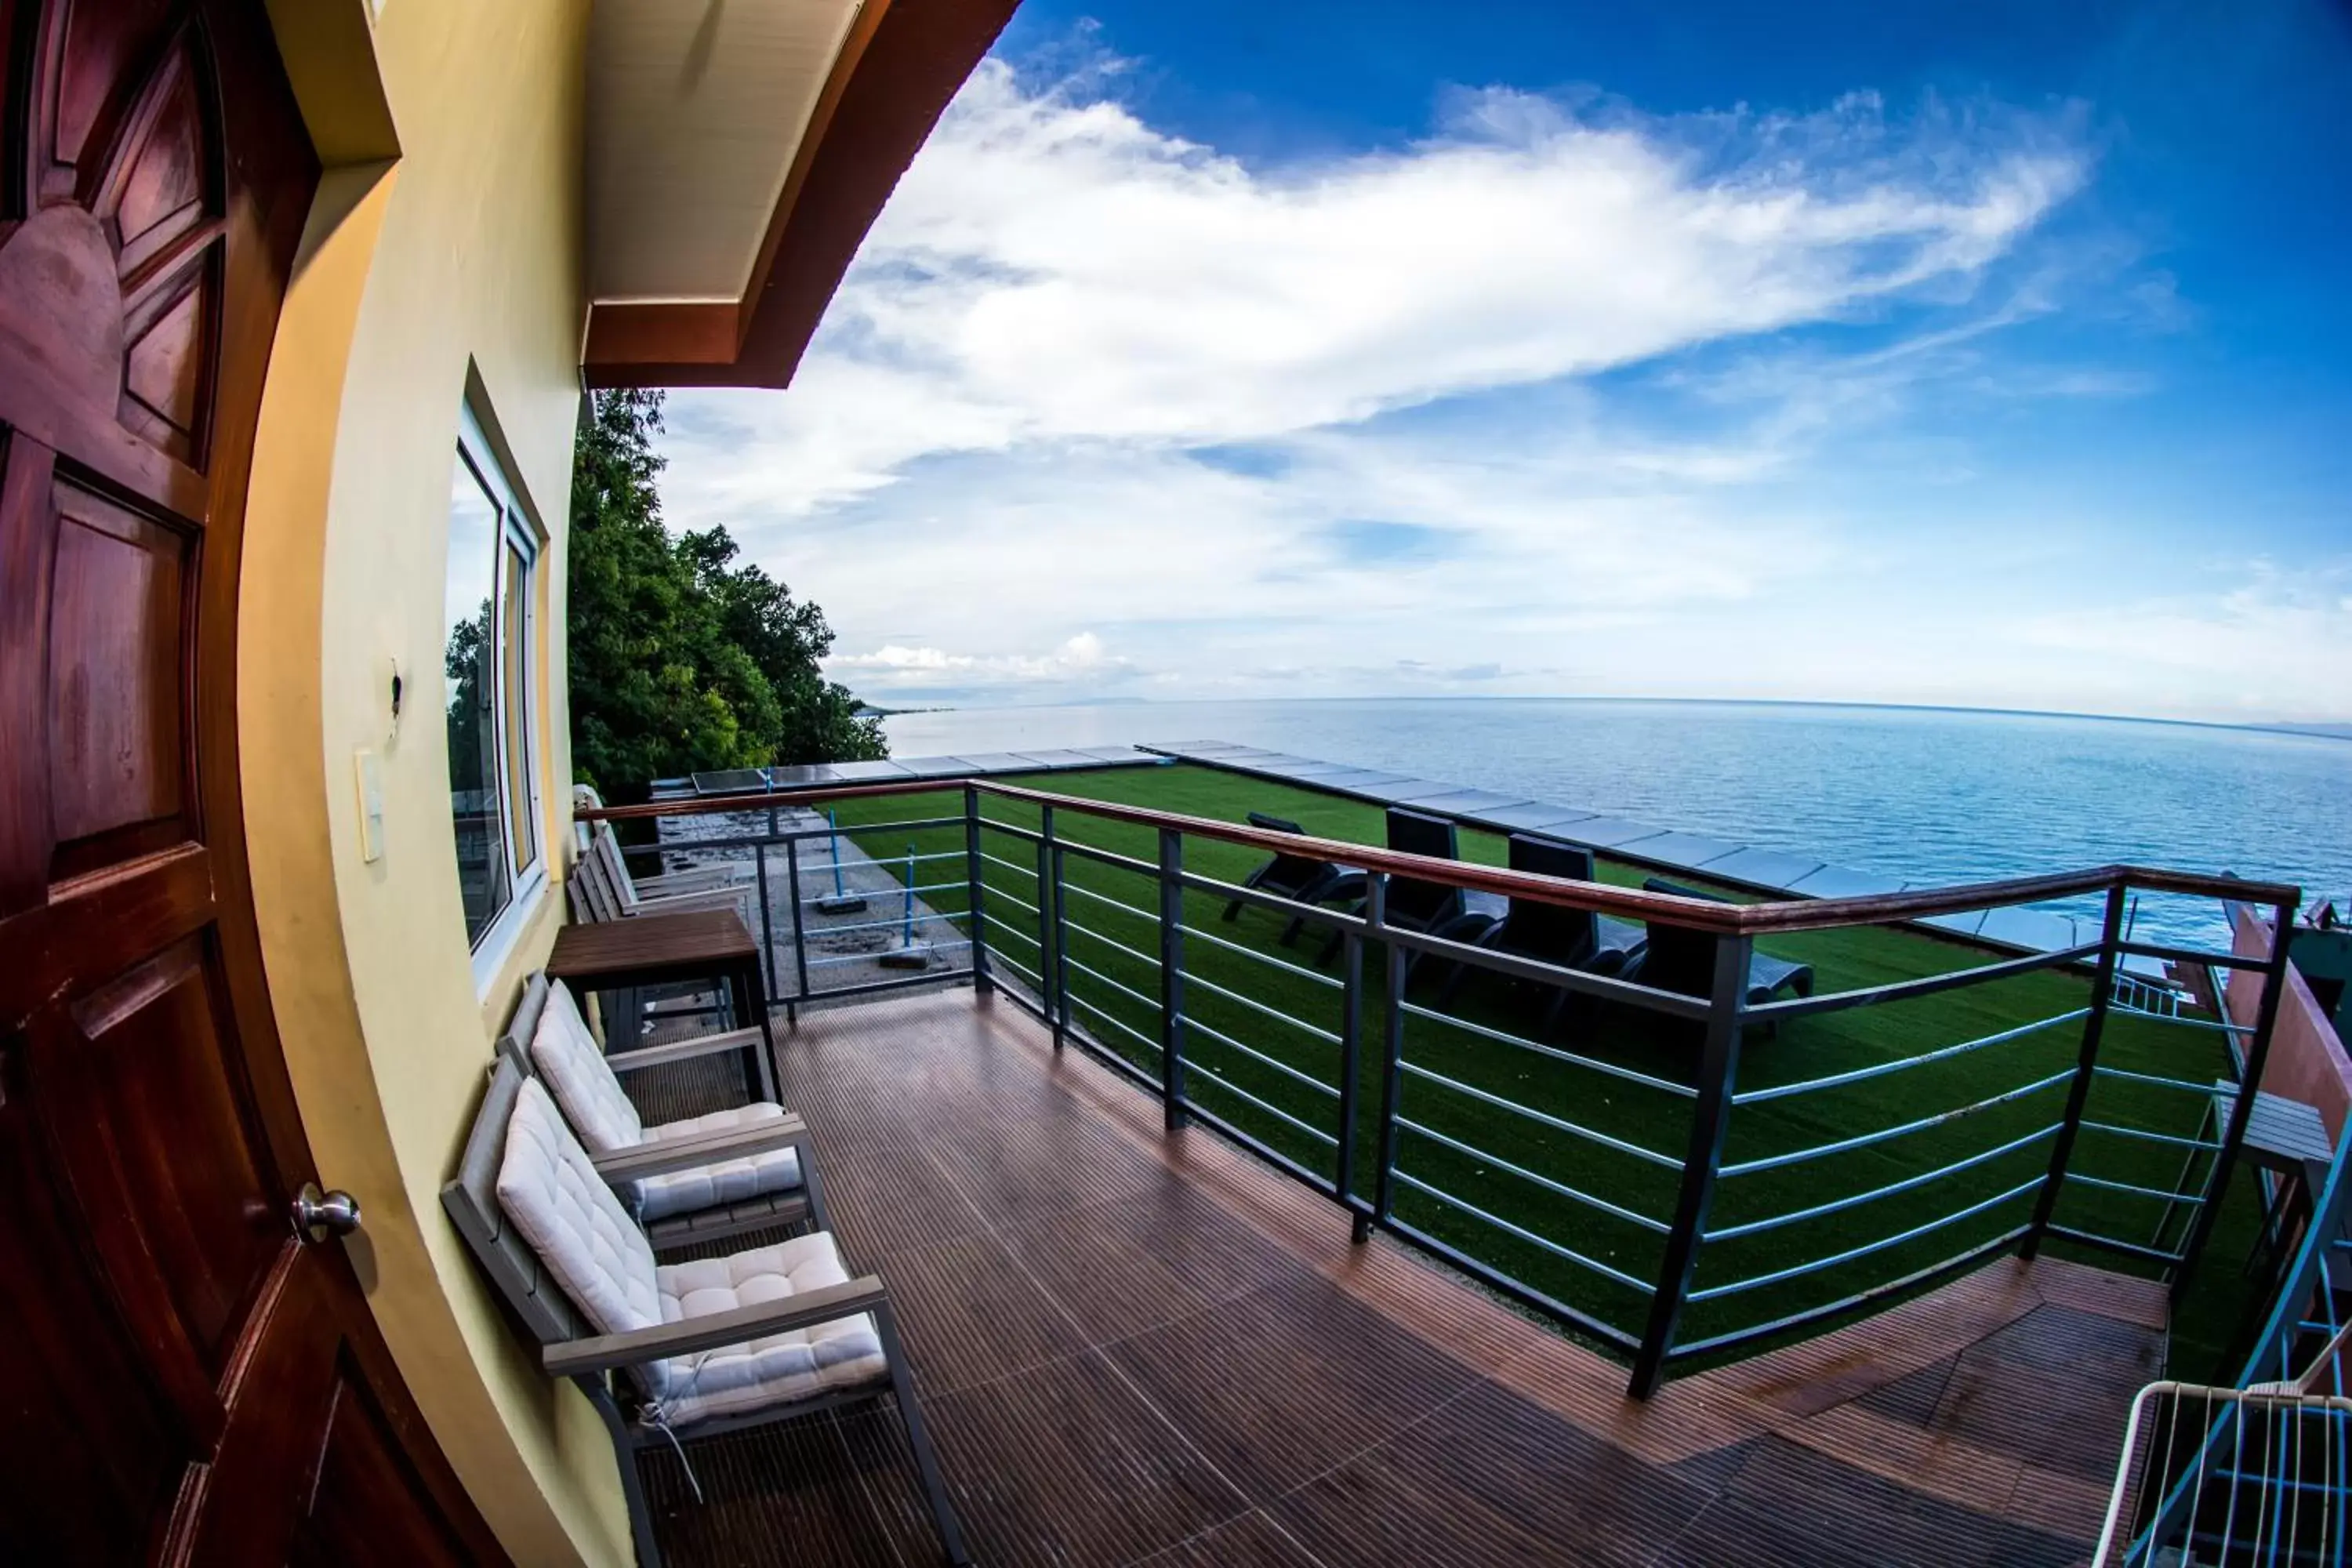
[530,982,644,1152]
[531,980,804,1221]
[651,1232,887,1428]
[494,1079,673,1398]
[635,1103,804,1221]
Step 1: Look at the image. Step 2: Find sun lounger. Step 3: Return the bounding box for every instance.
[1222,811,1367,946]
[1437,836,1647,1033]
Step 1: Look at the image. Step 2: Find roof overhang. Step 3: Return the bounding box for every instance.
[581,0,1018,391]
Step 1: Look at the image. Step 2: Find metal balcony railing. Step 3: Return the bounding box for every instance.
[582,775,2303,1399]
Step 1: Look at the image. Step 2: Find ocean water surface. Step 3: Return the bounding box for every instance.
[881,699,2352,949]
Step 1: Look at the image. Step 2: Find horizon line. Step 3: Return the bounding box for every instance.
[866,692,2352,742]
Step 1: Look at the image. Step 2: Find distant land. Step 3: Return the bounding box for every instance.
[865,694,2352,741]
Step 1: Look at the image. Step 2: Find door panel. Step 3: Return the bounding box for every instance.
[0,2,507,1561]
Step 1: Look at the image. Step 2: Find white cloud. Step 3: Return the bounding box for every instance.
[642,50,2346,724]
[828,631,1136,694]
[665,64,2086,521]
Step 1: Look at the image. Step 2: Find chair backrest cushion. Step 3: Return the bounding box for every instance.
[1385,808,1466,930]
[495,1078,667,1374]
[1637,877,1729,999]
[1503,835,1599,957]
[440,1055,586,1347]
[530,981,645,1154]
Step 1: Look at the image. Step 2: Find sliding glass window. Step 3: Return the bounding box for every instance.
[444,410,543,956]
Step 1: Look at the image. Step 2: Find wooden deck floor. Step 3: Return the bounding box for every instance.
[628,985,2168,1567]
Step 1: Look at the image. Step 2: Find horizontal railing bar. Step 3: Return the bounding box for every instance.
[1061,879,1156,923]
[797,852,967,877]
[978,909,1040,948]
[987,946,1045,989]
[1182,970,1343,1044]
[1704,1123,2062,1240]
[1721,1068,2075,1177]
[1062,953,1161,1013]
[1181,1014,1340,1098]
[1745,943,2103,1022]
[1053,1012,1166,1095]
[2042,1224,2186,1268]
[798,876,970,907]
[2079,1120,2225,1152]
[1060,917,1162,971]
[1399,1000,1697,1098]
[2064,1170,2205,1205]
[1066,991,1163,1056]
[2088,1064,2216,1094]
[2120,939,2267,973]
[1397,1116,1671,1233]
[586,779,2302,929]
[1388,920,1716,1018]
[984,884,1041,917]
[804,940,975,969]
[1400,1061,1683,1169]
[2119,1011,2252,1036]
[796,969,971,1005]
[618,815,971,858]
[1185,1060,1340,1147]
[1690,1178,2042,1301]
[1049,836,1159,879]
[1181,866,1367,935]
[1668,1226,2031,1361]
[1381,1216,1645,1349]
[1392,1169,1654,1292]
[1732,1009,2090,1105]
[976,850,1035,880]
[1173,1098,1339,1197]
[1176,920,1348,989]
[794,908,970,939]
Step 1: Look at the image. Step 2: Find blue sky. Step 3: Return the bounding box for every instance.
[658,0,2352,722]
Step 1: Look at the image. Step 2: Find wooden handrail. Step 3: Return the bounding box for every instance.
[578,775,2301,937]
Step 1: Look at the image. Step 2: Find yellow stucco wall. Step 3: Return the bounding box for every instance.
[242,3,625,1563]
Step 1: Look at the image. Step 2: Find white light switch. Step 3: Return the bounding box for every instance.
[355,748,386,862]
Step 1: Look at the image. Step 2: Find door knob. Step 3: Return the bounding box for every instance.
[292,1182,362,1243]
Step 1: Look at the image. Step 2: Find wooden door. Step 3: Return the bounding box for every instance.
[0,2,506,1562]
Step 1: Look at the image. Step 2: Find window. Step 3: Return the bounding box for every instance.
[444,410,543,957]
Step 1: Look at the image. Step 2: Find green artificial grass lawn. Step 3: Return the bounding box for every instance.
[815,763,2269,1383]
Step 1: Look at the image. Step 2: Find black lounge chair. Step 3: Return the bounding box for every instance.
[1223,811,1367,946]
[1632,878,1816,1025]
[1322,808,1506,982]
[1437,836,1647,1033]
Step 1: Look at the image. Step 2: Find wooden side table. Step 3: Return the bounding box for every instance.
[548,909,778,1101]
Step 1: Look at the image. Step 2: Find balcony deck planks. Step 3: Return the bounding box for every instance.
[624,985,2165,1567]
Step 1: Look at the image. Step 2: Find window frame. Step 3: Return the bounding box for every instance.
[448,402,549,991]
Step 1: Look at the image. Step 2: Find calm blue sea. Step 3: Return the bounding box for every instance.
[881,699,2352,949]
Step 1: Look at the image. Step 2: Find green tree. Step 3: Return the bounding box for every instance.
[567,389,885,794]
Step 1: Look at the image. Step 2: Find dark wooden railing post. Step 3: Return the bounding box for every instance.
[1336,906,1366,1223]
[1036,805,1061,1045]
[1367,875,1404,1244]
[964,785,992,996]
[1630,930,1750,1399]
[2171,893,2302,1301]
[2024,881,2130,1260]
[783,837,811,1007]
[1158,826,1187,1130]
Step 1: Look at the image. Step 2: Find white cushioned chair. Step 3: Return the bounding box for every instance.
[514,975,826,1249]
[443,1054,965,1567]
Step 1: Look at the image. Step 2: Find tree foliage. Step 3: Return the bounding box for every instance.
[567,389,885,793]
